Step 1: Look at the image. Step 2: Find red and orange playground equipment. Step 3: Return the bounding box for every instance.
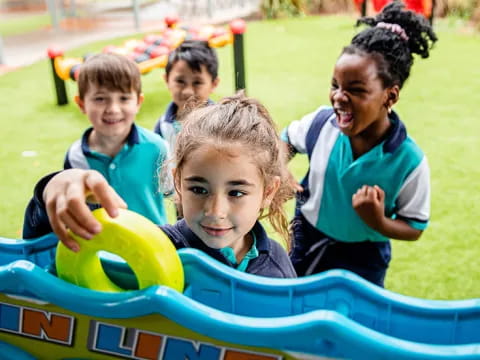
[48,17,247,106]
[353,0,435,23]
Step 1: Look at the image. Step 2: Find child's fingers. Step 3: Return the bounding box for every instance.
[353,185,377,204]
[85,172,127,217]
[355,186,365,196]
[352,189,363,203]
[358,185,369,196]
[46,196,80,252]
[355,185,369,197]
[58,208,96,241]
[62,237,81,253]
[64,180,101,235]
[367,186,379,202]
[51,219,80,253]
[374,185,385,201]
[294,182,304,193]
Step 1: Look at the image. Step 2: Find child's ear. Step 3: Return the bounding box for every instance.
[137,93,145,108]
[386,85,400,108]
[212,77,220,91]
[74,95,86,113]
[262,176,280,209]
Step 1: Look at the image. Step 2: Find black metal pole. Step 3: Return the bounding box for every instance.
[233,33,246,91]
[429,0,436,25]
[48,47,68,106]
[361,0,367,17]
[230,19,247,92]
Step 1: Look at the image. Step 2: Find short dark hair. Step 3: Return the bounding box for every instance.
[77,53,141,99]
[165,40,218,80]
[343,1,437,89]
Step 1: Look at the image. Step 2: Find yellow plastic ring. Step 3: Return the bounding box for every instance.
[55,208,184,293]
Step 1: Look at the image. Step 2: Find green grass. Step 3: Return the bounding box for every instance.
[0,12,50,36]
[1,15,479,300]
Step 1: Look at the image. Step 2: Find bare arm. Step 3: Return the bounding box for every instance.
[352,185,423,241]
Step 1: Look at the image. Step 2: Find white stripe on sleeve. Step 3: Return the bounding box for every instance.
[287,106,329,154]
[67,140,90,170]
[396,156,430,222]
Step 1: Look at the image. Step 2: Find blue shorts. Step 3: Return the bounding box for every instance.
[290,213,391,287]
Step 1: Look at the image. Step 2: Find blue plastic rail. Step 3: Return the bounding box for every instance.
[0,234,478,359]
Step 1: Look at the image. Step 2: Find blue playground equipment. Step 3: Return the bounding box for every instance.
[0,232,479,359]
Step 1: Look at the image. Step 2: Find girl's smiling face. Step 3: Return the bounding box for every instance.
[174,143,278,257]
[329,52,396,142]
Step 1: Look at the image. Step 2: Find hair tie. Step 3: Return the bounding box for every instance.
[376,22,409,41]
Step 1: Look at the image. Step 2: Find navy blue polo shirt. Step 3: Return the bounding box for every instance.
[153,102,180,156]
[161,220,297,278]
[153,100,214,156]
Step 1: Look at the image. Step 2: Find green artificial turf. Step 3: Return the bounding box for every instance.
[0,15,479,300]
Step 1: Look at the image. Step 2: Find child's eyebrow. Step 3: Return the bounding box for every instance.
[184,176,207,183]
[184,176,254,187]
[227,180,255,187]
[347,80,366,85]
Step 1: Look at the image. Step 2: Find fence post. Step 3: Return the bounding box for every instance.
[133,0,140,31]
[46,0,60,30]
[429,0,435,24]
[230,19,247,92]
[70,0,76,17]
[207,0,213,18]
[361,0,367,16]
[47,47,68,106]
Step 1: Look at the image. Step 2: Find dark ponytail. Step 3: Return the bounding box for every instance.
[343,1,438,88]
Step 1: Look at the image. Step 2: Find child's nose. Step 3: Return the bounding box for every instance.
[204,195,227,219]
[332,88,348,103]
[182,84,195,97]
[106,101,121,112]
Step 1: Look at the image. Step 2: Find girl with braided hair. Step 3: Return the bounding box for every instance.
[282,1,437,286]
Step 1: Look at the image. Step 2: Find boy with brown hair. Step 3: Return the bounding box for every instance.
[24,53,170,240]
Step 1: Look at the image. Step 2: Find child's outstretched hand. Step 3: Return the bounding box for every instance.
[44,169,127,252]
[352,185,385,232]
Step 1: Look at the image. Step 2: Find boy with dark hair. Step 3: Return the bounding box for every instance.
[153,40,219,153]
[24,53,170,239]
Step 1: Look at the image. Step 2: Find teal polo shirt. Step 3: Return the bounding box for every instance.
[64,124,170,225]
[283,106,430,243]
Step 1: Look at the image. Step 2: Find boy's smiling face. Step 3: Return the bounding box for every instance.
[75,83,143,140]
[165,60,219,112]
